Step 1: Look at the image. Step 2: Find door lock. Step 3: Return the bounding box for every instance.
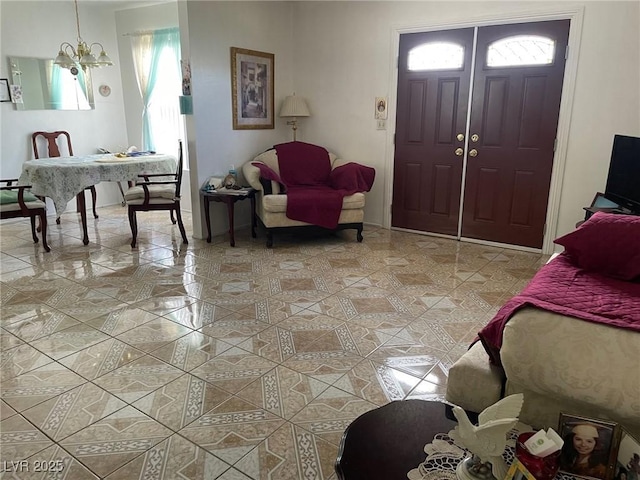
[469,149,478,157]
[456,133,464,142]
[471,134,479,142]
[455,148,464,156]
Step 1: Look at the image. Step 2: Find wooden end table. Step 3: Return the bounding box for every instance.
[201,187,257,246]
[335,400,457,480]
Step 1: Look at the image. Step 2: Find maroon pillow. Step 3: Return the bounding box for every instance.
[553,212,640,280]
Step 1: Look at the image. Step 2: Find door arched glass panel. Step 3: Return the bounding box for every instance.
[407,42,465,71]
[486,35,556,67]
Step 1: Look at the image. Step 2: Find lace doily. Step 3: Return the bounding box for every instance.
[407,425,576,480]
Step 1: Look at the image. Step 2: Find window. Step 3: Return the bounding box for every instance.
[148,47,184,161]
[486,35,555,67]
[408,42,464,71]
[130,27,184,158]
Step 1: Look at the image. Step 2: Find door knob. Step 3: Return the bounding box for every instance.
[471,134,479,142]
[456,133,464,141]
[455,148,464,156]
[469,149,478,157]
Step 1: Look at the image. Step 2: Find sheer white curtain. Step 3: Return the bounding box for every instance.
[130,29,184,159]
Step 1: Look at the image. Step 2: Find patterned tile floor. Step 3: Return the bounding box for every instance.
[0,206,548,479]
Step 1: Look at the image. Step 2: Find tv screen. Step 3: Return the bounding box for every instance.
[604,134,640,213]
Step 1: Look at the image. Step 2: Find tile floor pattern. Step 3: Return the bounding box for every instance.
[0,206,548,479]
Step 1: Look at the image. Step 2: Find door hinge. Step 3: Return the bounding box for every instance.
[543,223,547,236]
[393,133,396,145]
[553,138,557,152]
[565,45,569,60]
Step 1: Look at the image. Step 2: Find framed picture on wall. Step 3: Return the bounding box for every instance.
[230,47,274,130]
[0,79,11,102]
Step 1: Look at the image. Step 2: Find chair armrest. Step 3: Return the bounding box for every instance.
[138,173,177,183]
[135,180,178,187]
[0,182,37,214]
[1,179,20,186]
[242,161,285,194]
[137,173,177,178]
[242,162,264,191]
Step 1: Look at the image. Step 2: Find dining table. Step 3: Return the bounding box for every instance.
[19,153,177,245]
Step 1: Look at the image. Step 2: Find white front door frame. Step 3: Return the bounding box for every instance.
[383,5,585,254]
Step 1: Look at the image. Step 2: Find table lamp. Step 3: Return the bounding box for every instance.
[279,93,310,141]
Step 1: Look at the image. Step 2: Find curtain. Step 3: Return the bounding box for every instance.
[130,27,180,151]
[50,64,64,110]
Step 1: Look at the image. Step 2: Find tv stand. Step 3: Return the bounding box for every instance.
[583,206,633,221]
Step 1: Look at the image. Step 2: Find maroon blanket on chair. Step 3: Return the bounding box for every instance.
[259,141,375,229]
[478,253,640,367]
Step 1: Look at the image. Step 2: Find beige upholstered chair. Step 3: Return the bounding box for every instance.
[243,143,370,247]
[0,179,50,252]
[124,141,188,248]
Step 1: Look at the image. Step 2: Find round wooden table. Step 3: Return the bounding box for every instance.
[335,400,457,480]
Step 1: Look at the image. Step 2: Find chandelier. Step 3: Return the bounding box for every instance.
[54,0,114,70]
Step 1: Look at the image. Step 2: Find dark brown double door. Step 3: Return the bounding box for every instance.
[392,21,569,248]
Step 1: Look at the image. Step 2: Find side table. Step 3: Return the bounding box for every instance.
[335,400,457,480]
[200,188,257,246]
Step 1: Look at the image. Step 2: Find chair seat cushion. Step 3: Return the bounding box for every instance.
[124,185,176,202]
[262,192,365,214]
[0,190,38,205]
[0,200,46,212]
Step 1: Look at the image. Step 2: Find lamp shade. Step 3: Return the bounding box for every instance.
[279,95,310,118]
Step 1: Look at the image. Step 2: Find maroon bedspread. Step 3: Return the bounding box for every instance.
[258,142,375,229]
[478,253,640,367]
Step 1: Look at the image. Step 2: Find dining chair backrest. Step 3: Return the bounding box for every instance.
[32,131,74,159]
[175,140,184,197]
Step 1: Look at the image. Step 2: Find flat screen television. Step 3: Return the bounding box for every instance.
[604,134,640,214]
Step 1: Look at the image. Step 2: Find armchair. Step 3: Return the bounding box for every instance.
[242,141,374,247]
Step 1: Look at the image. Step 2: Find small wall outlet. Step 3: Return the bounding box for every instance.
[376,119,386,130]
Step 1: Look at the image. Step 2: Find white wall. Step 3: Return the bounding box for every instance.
[184,1,294,238]
[291,1,640,247]
[0,1,128,211]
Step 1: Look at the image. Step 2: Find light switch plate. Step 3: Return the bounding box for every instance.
[376,119,386,130]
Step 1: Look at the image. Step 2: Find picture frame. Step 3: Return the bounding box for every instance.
[558,413,620,480]
[230,47,274,130]
[0,79,11,102]
[375,96,388,119]
[506,459,536,480]
[614,430,640,480]
[10,84,23,104]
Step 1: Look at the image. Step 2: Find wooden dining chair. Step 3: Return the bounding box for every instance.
[124,140,188,248]
[32,131,98,223]
[0,179,50,252]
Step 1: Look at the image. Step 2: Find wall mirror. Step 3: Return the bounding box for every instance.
[8,56,94,111]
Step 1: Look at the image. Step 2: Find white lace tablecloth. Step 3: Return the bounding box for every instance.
[19,154,176,216]
[407,424,576,480]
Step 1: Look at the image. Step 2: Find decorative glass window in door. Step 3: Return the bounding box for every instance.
[486,35,556,67]
[408,42,464,71]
